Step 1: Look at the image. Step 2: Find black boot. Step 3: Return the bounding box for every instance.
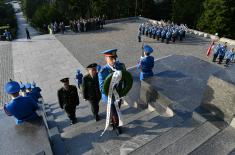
[95,115,100,121]
[116,127,122,135]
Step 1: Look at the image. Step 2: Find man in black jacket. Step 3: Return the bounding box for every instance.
[82,63,101,121]
[57,78,79,125]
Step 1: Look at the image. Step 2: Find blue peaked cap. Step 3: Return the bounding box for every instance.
[143,45,153,54]
[5,81,20,94]
[25,83,32,89]
[19,83,25,90]
[100,49,117,56]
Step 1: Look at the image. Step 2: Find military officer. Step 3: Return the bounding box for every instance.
[212,43,221,62]
[138,30,142,42]
[225,48,234,67]
[172,29,177,43]
[98,49,126,134]
[82,63,101,121]
[166,30,172,44]
[57,78,79,125]
[75,69,83,89]
[137,45,155,81]
[161,29,166,42]
[25,83,38,102]
[4,81,39,124]
[156,28,162,41]
[31,81,43,102]
[19,82,26,96]
[218,42,227,64]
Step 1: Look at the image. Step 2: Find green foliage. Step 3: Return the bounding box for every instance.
[0,2,17,38]
[197,0,235,39]
[31,4,62,29]
[21,0,234,39]
[21,0,44,20]
[172,0,204,28]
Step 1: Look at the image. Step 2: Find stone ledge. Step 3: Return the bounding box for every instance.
[201,74,235,125]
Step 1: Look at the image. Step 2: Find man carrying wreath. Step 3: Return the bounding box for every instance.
[98,49,126,135]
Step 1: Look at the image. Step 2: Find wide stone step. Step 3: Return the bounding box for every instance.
[61,104,132,137]
[61,107,150,155]
[50,99,107,133]
[111,115,185,155]
[189,126,235,155]
[89,111,160,154]
[157,121,219,155]
[61,104,128,134]
[127,114,203,155]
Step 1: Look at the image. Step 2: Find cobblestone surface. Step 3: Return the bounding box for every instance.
[0,42,13,120]
[56,20,215,69]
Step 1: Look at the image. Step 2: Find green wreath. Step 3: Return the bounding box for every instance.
[103,70,133,97]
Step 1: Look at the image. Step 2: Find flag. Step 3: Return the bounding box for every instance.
[206,42,214,57]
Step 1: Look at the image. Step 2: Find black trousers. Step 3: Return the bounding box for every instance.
[27,33,30,39]
[138,36,141,42]
[213,53,218,62]
[226,59,230,65]
[64,105,76,122]
[111,100,122,127]
[218,55,224,64]
[89,100,99,117]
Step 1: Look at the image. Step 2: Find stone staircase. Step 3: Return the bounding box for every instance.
[43,55,235,155]
[44,97,235,155]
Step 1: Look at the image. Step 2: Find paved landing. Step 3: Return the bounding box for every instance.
[12,35,85,104]
[56,20,214,69]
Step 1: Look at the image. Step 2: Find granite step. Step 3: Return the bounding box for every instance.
[49,99,107,133]
[61,104,129,134]
[89,111,160,154]
[61,107,151,155]
[61,104,136,137]
[157,121,219,155]
[228,148,235,155]
[108,114,185,155]
[127,114,203,155]
[189,126,235,155]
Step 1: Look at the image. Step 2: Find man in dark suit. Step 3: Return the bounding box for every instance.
[82,63,101,121]
[57,78,79,125]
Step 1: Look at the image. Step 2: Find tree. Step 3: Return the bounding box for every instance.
[172,0,204,28]
[0,1,17,37]
[197,0,235,39]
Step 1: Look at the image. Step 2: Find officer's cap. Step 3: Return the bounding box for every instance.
[143,45,153,54]
[87,63,97,69]
[25,83,32,89]
[5,81,20,94]
[76,69,81,73]
[32,81,36,87]
[19,83,25,90]
[101,49,117,57]
[60,78,69,83]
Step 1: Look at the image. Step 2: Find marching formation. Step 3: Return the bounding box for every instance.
[138,22,187,44]
[208,42,235,67]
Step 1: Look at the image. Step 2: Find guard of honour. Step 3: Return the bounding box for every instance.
[207,41,235,67]
[138,22,186,44]
[2,45,155,135]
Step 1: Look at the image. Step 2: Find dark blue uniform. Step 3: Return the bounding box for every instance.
[4,96,39,124]
[98,62,125,103]
[137,45,155,81]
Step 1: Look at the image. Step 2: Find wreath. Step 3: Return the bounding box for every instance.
[103,70,133,97]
